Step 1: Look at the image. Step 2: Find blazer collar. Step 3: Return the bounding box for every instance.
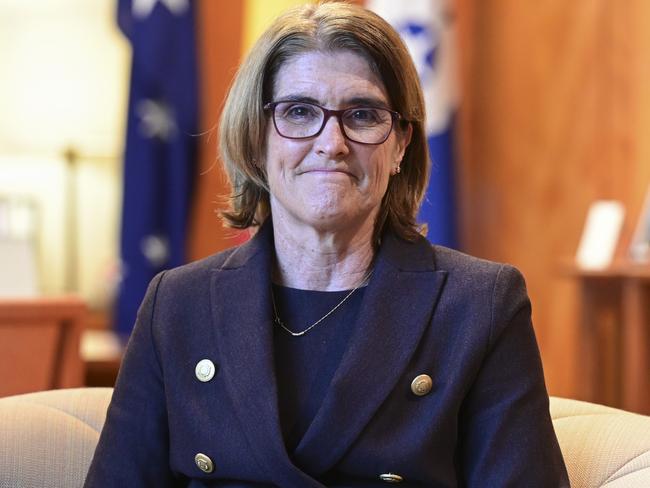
[211,222,447,480]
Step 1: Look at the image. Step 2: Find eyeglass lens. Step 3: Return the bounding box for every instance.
[271,101,394,144]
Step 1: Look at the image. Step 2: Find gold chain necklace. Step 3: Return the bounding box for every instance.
[271,270,373,337]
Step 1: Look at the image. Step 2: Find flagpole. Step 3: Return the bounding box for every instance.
[62,147,117,294]
[63,146,79,293]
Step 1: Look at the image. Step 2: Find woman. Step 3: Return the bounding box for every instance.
[85,2,569,487]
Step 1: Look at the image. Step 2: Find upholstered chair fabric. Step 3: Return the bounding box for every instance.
[0,389,649,487]
[0,387,112,488]
[551,397,650,487]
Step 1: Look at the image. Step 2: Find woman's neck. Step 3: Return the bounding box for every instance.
[270,214,375,291]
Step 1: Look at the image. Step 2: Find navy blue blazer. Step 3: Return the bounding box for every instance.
[85,223,569,487]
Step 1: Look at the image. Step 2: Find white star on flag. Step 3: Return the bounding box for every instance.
[136,99,178,141]
[140,234,170,267]
[132,0,188,19]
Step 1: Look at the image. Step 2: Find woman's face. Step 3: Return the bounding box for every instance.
[264,50,411,235]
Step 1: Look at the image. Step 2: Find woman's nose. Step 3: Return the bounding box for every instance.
[314,115,350,158]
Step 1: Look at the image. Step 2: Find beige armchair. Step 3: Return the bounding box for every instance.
[0,389,649,487]
[551,397,650,487]
[0,387,112,488]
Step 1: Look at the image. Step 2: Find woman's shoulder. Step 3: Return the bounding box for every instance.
[429,244,531,339]
[430,243,526,291]
[137,245,247,331]
[385,232,525,287]
[431,243,510,273]
[154,243,246,290]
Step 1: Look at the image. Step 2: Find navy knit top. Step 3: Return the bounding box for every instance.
[272,284,366,453]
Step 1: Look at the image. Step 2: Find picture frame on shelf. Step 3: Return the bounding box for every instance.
[629,185,650,263]
[575,200,625,270]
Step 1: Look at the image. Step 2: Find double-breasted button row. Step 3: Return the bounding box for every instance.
[376,374,430,485]
[194,361,217,474]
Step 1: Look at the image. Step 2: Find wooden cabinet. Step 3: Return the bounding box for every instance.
[565,264,650,414]
[0,297,86,397]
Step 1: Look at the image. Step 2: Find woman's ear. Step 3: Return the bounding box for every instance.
[395,122,412,162]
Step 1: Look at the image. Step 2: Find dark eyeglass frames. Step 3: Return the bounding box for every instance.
[263,101,403,145]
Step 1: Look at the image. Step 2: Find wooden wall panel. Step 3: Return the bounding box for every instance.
[188,1,246,261]
[455,0,650,398]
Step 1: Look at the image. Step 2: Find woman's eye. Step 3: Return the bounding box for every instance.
[284,105,317,119]
[348,108,380,124]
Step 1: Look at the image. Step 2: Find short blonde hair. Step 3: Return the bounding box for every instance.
[219,1,429,243]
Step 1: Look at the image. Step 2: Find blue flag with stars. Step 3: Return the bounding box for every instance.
[368,0,458,248]
[116,0,198,334]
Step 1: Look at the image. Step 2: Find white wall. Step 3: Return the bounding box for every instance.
[0,0,129,307]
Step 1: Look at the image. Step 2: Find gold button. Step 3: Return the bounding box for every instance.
[411,374,432,396]
[379,473,403,483]
[195,453,214,473]
[195,359,216,382]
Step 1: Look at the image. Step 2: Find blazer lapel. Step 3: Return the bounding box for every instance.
[292,233,448,474]
[210,223,325,487]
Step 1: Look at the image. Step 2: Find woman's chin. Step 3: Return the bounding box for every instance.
[296,207,374,235]
[271,191,376,234]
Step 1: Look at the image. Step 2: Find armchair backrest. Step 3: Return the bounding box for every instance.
[550,396,650,487]
[0,387,112,488]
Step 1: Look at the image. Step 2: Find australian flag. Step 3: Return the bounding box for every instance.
[368,0,458,248]
[116,0,198,334]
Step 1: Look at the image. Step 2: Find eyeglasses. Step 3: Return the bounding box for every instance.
[263,101,403,145]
